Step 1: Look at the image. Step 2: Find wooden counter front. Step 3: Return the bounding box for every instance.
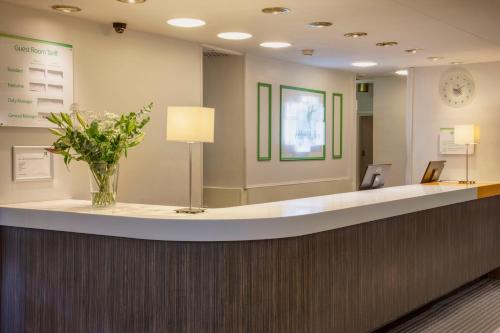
[1,195,499,332]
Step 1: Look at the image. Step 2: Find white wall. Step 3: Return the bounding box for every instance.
[0,2,203,205]
[409,63,500,183]
[372,76,407,186]
[245,54,356,202]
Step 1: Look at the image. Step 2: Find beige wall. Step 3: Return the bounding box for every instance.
[245,178,353,204]
[203,55,245,188]
[372,76,407,186]
[409,63,500,183]
[245,54,356,199]
[0,2,203,205]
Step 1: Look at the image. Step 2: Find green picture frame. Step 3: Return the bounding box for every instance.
[257,82,272,161]
[332,93,344,159]
[280,85,326,161]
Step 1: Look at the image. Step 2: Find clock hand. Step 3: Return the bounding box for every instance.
[452,84,465,95]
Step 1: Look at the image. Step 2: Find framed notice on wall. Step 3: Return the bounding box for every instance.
[0,32,74,127]
[12,146,54,182]
[439,128,474,155]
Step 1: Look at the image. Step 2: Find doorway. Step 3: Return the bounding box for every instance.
[358,115,373,184]
[356,77,408,188]
[357,81,374,186]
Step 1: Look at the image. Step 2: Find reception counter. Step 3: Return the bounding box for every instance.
[0,182,497,241]
[0,183,499,332]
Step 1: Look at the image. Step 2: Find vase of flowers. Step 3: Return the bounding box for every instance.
[47,103,152,207]
[88,161,119,207]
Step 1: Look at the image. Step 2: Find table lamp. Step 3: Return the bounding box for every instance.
[166,106,214,213]
[454,124,480,185]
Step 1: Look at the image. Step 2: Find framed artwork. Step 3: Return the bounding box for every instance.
[257,82,272,161]
[332,93,344,159]
[280,85,326,161]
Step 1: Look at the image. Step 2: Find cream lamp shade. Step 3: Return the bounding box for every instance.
[454,124,480,145]
[166,107,215,143]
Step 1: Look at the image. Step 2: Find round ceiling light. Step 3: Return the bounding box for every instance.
[116,0,146,3]
[262,7,291,14]
[217,32,252,40]
[451,61,463,65]
[428,56,443,61]
[51,5,82,13]
[260,42,291,48]
[307,21,333,28]
[352,61,378,67]
[405,48,421,54]
[376,41,398,47]
[167,18,206,28]
[344,32,367,38]
[395,69,408,76]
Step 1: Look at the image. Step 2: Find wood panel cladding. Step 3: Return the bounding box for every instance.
[1,196,499,333]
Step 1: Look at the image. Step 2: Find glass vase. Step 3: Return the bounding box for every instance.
[88,162,119,207]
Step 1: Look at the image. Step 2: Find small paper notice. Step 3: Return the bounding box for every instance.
[439,128,474,155]
[13,147,53,181]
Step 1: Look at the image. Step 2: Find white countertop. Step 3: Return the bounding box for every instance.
[0,183,492,241]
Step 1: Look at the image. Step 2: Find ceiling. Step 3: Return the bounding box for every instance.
[5,0,500,74]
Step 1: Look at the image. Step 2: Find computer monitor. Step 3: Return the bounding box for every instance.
[420,161,446,183]
[359,164,391,190]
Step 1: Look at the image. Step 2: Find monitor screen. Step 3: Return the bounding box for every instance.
[421,161,446,184]
[359,164,392,190]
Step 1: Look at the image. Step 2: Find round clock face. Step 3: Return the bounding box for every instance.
[439,69,475,108]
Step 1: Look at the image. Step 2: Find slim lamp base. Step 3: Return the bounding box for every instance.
[458,180,476,185]
[175,207,206,214]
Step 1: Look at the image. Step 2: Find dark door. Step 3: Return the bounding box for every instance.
[359,115,373,184]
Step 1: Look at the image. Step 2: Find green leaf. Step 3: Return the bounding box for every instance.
[76,111,87,128]
[48,128,64,137]
[61,112,73,127]
[46,113,62,126]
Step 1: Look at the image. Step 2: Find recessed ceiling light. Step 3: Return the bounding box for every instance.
[428,56,443,61]
[451,61,463,65]
[260,42,291,48]
[395,69,408,76]
[116,0,146,3]
[405,48,421,54]
[302,49,314,56]
[167,18,206,28]
[51,5,81,13]
[344,32,368,38]
[307,21,333,28]
[217,32,252,40]
[262,7,291,14]
[352,61,378,67]
[376,41,398,47]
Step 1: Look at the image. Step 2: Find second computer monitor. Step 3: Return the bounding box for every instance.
[359,164,392,190]
[421,161,446,183]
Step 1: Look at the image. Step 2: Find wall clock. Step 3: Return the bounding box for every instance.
[439,69,475,108]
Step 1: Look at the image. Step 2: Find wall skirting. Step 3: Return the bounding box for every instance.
[204,178,354,207]
[203,187,246,208]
